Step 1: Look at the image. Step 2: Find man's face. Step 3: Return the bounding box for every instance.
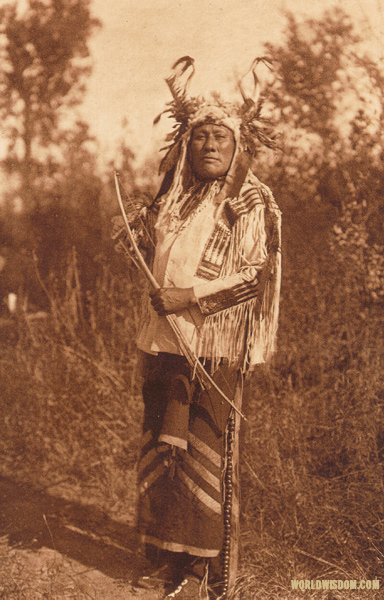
[190,123,235,181]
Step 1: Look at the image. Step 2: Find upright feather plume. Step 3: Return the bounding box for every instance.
[165,56,195,105]
[238,56,269,105]
[155,56,199,173]
[238,57,279,152]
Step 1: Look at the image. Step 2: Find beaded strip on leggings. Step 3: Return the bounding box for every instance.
[221,414,235,597]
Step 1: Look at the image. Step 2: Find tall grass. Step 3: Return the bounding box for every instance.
[239,249,384,597]
[0,250,144,520]
[1,244,383,598]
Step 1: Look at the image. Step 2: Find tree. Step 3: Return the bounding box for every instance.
[261,9,359,211]
[0,0,103,305]
[31,120,103,287]
[0,0,100,212]
[260,9,384,302]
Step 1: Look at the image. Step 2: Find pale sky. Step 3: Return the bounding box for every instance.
[81,0,383,164]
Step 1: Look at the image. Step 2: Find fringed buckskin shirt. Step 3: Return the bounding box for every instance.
[137,171,281,372]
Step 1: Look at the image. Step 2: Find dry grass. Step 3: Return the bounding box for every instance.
[237,253,384,597]
[0,254,144,519]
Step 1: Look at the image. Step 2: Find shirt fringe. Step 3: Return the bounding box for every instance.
[197,183,281,373]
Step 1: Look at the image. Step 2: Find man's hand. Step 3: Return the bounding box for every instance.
[150,287,197,316]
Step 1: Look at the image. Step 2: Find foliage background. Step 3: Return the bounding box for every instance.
[0,2,383,598]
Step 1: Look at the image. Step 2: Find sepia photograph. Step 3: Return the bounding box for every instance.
[0,0,383,598]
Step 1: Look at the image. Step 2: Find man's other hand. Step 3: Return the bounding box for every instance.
[150,287,197,316]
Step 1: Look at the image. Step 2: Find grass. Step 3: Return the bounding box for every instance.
[1,246,384,599]
[238,251,384,597]
[0,254,144,519]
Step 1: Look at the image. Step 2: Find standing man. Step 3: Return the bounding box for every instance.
[114,57,281,599]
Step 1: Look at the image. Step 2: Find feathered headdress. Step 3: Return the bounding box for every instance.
[155,56,279,175]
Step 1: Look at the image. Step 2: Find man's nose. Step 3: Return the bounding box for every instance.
[203,134,217,151]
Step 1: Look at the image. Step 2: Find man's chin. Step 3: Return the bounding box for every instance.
[196,166,226,181]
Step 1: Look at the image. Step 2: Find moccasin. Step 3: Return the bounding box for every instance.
[163,575,209,599]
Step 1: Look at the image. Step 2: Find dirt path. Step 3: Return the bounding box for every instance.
[0,476,164,599]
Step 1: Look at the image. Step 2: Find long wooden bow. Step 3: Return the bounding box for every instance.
[114,172,246,421]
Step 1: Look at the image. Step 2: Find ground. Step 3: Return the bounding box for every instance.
[0,476,163,600]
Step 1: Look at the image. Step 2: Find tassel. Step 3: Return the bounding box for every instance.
[200,561,209,599]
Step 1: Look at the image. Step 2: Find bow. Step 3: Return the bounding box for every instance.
[114,172,246,421]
